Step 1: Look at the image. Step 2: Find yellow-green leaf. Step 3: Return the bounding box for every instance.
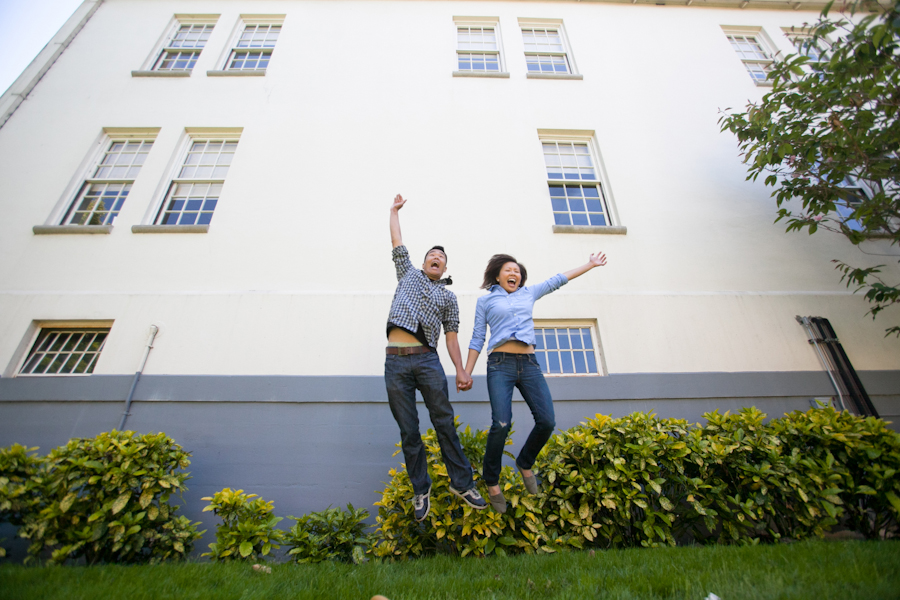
[59,493,77,514]
[111,493,130,515]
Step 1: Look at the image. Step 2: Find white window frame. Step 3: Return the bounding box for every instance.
[533,320,606,377]
[782,27,831,66]
[721,26,778,86]
[35,128,160,234]
[210,15,285,76]
[518,18,581,80]
[135,15,219,76]
[135,128,241,232]
[538,129,625,235]
[10,321,114,378]
[452,16,509,78]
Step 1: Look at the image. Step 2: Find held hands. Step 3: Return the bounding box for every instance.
[456,370,473,393]
[391,194,407,212]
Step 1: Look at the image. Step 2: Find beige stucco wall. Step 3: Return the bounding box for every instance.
[0,0,897,377]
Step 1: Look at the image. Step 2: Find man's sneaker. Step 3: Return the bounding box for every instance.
[448,485,488,510]
[413,485,431,522]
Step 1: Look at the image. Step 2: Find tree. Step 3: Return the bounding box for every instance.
[719,0,900,336]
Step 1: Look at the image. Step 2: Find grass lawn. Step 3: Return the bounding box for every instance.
[1,540,898,600]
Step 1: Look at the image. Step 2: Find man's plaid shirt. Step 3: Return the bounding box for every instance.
[387,245,459,349]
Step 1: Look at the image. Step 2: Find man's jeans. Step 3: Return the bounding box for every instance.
[483,352,556,487]
[385,351,475,496]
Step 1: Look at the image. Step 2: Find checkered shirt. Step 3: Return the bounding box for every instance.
[387,245,459,349]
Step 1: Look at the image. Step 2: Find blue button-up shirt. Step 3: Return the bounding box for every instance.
[468,273,568,354]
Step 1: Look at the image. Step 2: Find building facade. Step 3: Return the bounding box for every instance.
[1,0,898,554]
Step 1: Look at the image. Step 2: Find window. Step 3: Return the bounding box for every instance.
[19,328,109,376]
[154,135,239,226]
[457,26,500,72]
[224,19,282,72]
[533,324,602,376]
[835,176,872,232]
[152,21,215,72]
[60,136,155,226]
[723,27,776,84]
[783,29,830,72]
[453,18,507,77]
[541,138,610,227]
[518,20,578,78]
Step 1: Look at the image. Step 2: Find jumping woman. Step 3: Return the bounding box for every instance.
[464,252,607,513]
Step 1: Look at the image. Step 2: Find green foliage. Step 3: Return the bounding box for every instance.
[680,408,838,544]
[284,504,371,564]
[373,409,900,558]
[0,444,44,558]
[372,420,554,559]
[773,407,900,539]
[201,488,283,561]
[719,0,900,335]
[537,412,690,549]
[17,431,202,565]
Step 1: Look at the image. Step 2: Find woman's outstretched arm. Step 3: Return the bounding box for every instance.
[562,252,607,281]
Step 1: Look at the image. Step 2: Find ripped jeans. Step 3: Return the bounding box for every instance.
[482,352,556,487]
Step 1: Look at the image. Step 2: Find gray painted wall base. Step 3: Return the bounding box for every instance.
[0,370,897,561]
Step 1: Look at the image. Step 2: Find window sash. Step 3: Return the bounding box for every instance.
[526,54,570,74]
[227,49,273,71]
[154,139,237,226]
[61,139,153,226]
[63,182,130,226]
[19,329,109,376]
[522,28,565,53]
[534,327,599,375]
[153,49,202,71]
[727,34,770,60]
[457,26,498,51]
[236,24,281,48]
[542,140,609,227]
[457,51,501,72]
[168,24,214,49]
[156,181,221,225]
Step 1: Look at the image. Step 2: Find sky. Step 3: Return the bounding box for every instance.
[0,0,84,95]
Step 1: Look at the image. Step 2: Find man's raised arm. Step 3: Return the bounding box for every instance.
[390,194,407,249]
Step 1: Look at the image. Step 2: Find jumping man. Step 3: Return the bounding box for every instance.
[384,194,487,521]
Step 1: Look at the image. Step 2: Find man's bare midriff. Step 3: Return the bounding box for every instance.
[388,328,422,345]
[491,340,534,354]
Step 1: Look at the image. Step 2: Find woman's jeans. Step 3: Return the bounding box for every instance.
[385,351,475,496]
[483,352,556,487]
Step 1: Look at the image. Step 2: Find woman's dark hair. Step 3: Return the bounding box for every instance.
[481,254,527,290]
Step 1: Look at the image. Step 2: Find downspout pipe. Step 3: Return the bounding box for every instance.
[118,325,158,431]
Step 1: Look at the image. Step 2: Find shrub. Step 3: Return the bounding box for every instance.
[773,407,900,539]
[285,504,371,564]
[372,420,553,559]
[18,430,202,565]
[537,412,692,549]
[0,444,44,558]
[680,408,837,545]
[201,488,283,561]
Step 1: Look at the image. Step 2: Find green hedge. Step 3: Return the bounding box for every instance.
[3,408,898,564]
[0,431,203,564]
[372,408,900,558]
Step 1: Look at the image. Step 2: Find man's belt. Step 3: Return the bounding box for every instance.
[386,345,434,356]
